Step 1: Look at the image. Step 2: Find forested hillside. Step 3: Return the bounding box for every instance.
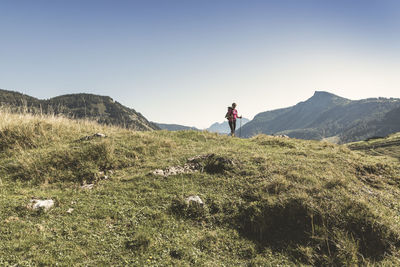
[0,89,159,131]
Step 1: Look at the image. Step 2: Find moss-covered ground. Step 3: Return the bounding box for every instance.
[1,111,400,266]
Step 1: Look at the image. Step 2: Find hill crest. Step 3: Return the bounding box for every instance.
[0,88,159,131]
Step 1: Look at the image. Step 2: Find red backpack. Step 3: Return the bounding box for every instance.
[225,107,233,121]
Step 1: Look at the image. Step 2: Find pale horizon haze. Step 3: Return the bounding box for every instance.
[1,0,399,128]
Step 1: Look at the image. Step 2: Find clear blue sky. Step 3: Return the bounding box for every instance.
[1,0,399,128]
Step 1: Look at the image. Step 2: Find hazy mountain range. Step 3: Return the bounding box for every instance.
[240,91,400,143]
[207,118,250,134]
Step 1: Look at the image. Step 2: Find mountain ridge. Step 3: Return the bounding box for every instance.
[241,91,400,143]
[0,88,159,131]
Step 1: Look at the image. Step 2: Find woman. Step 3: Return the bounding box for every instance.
[226,103,242,136]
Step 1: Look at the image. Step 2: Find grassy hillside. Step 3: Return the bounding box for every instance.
[1,111,400,266]
[348,132,400,161]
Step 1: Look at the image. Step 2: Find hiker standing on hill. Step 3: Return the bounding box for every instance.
[225,103,242,137]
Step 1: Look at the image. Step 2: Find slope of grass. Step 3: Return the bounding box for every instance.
[1,111,400,266]
[348,132,400,161]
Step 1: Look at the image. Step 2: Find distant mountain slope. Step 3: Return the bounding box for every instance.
[241,91,400,143]
[207,118,250,134]
[155,123,199,131]
[0,88,41,107]
[0,89,159,131]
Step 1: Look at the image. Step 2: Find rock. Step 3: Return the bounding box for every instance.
[36,224,45,232]
[28,199,54,212]
[274,134,289,138]
[152,166,195,177]
[94,133,106,138]
[165,166,184,176]
[98,171,109,180]
[185,195,204,205]
[152,153,234,177]
[67,208,74,214]
[79,133,107,141]
[81,184,94,190]
[153,169,165,176]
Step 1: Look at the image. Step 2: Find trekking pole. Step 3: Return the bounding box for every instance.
[239,118,242,138]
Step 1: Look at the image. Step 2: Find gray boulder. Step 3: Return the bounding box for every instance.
[28,199,54,212]
[185,195,204,205]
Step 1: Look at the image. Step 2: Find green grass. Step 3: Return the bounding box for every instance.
[348,132,400,161]
[1,111,400,266]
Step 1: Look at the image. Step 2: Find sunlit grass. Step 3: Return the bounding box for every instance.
[1,110,400,265]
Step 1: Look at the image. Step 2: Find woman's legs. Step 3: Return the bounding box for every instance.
[229,120,236,136]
